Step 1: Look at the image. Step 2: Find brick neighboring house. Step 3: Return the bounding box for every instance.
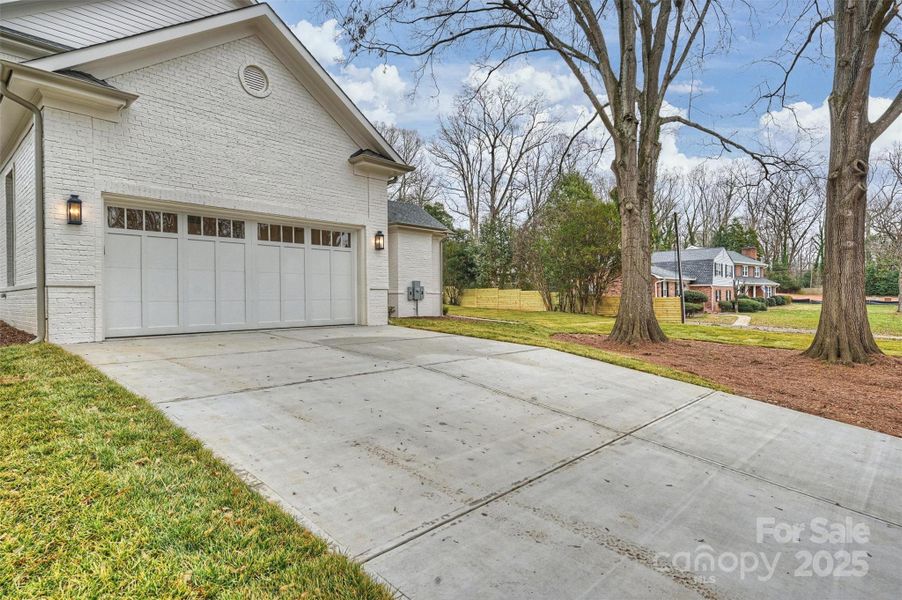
[652,246,779,312]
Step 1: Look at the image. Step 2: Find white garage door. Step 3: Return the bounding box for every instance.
[104,205,356,337]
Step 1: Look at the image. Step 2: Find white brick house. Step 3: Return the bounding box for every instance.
[0,0,442,343]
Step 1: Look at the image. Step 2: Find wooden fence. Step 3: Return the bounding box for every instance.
[594,296,683,323]
[457,288,682,323]
[458,288,548,311]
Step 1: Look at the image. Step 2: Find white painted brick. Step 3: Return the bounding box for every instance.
[37,34,391,342]
[388,227,443,318]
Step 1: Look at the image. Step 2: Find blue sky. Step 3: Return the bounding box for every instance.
[269,1,900,170]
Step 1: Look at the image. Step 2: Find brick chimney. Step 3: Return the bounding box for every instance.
[741,246,758,260]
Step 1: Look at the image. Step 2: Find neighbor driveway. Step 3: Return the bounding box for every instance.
[68,326,902,599]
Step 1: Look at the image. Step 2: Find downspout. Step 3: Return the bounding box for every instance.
[0,78,46,342]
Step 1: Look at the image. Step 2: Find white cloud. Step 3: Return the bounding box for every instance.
[669,79,716,95]
[465,63,580,103]
[337,64,408,125]
[291,19,344,66]
[761,96,902,156]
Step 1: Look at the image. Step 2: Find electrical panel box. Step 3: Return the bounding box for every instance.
[407,281,425,301]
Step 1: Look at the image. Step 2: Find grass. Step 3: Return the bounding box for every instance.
[743,303,901,336]
[392,305,901,383]
[0,343,390,600]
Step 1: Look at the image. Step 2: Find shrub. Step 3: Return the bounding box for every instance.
[717,300,734,312]
[771,295,785,306]
[737,293,750,300]
[682,290,708,304]
[766,297,777,307]
[755,300,768,311]
[737,298,762,313]
[442,305,449,316]
[684,302,704,316]
[777,295,793,305]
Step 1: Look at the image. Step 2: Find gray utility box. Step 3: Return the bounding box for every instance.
[407,281,425,301]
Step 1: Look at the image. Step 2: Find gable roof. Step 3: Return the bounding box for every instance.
[726,250,767,266]
[388,201,448,232]
[20,3,408,169]
[651,265,695,282]
[652,247,725,263]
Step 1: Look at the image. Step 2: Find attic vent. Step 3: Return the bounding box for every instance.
[239,64,270,97]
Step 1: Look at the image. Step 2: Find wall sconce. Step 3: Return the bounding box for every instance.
[66,194,82,225]
[374,230,385,250]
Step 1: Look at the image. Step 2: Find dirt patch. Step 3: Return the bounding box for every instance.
[0,321,35,346]
[553,333,902,438]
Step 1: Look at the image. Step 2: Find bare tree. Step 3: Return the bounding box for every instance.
[430,83,556,234]
[869,143,902,312]
[378,123,441,206]
[770,0,902,362]
[336,0,783,344]
[758,172,824,268]
[521,131,609,222]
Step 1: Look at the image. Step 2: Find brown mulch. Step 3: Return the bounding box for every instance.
[0,321,35,346]
[553,333,902,438]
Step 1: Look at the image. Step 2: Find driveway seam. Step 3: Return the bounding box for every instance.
[78,342,323,366]
[359,390,718,564]
[262,330,450,347]
[154,364,417,405]
[630,435,902,528]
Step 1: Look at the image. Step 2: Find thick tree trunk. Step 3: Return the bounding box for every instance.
[804,0,882,363]
[609,155,667,343]
[898,262,902,313]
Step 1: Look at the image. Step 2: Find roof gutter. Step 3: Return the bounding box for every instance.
[0,76,46,342]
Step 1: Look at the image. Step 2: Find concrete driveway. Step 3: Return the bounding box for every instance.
[68,326,902,599]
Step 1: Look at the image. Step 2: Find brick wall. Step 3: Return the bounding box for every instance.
[38,34,390,342]
[388,227,442,317]
[0,128,38,333]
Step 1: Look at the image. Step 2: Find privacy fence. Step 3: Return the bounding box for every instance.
[455,288,682,323]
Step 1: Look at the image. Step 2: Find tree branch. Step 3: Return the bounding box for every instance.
[870,89,902,143]
[661,115,800,174]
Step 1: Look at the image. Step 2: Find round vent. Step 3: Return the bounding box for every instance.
[239,64,270,97]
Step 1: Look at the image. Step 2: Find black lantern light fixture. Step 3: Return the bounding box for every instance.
[374,230,385,250]
[66,194,83,225]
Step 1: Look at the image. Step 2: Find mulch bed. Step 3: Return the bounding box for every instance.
[553,333,902,438]
[0,321,35,346]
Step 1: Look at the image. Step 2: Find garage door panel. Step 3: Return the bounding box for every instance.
[105,233,142,331]
[217,241,247,326]
[308,248,332,322]
[281,246,305,322]
[331,251,354,322]
[186,239,216,327]
[256,244,281,324]
[143,236,179,329]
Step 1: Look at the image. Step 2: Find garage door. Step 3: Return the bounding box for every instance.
[104,205,356,337]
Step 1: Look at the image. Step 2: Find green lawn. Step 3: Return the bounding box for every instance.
[0,343,390,599]
[744,303,901,336]
[392,305,901,371]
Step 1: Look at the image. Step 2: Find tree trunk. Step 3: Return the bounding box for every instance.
[898,262,901,313]
[804,0,882,363]
[609,155,667,343]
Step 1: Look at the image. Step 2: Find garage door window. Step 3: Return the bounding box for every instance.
[258,223,305,244]
[311,228,350,248]
[108,206,178,233]
[187,215,245,238]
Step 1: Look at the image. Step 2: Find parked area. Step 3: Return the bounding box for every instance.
[58,325,902,598]
[400,306,902,436]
